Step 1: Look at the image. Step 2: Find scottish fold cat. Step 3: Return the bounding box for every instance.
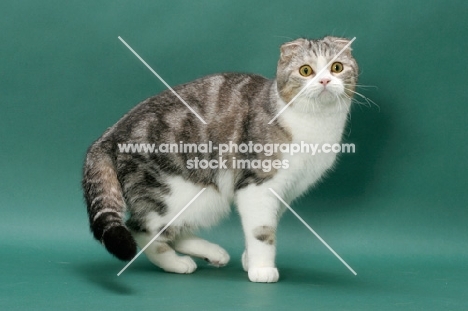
[83,36,358,282]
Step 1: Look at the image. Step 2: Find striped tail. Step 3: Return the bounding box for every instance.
[82,143,137,261]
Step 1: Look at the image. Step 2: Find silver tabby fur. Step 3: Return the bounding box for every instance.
[82,36,358,282]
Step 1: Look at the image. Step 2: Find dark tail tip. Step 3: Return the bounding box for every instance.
[102,225,137,261]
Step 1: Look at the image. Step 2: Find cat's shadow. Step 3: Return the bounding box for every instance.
[74,258,246,294]
[75,259,378,294]
[280,266,357,286]
[278,266,392,297]
[74,261,135,295]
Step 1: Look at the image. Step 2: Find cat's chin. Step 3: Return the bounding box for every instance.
[318,92,350,108]
[317,90,338,101]
[289,95,348,114]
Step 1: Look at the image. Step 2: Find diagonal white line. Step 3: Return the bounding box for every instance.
[118,36,207,125]
[117,188,206,276]
[268,37,356,124]
[268,188,357,276]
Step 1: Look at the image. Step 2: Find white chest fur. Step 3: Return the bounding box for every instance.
[269,99,349,202]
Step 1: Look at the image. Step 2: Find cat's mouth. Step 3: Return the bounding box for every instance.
[303,85,335,100]
[314,88,342,104]
[317,85,344,98]
[319,88,331,95]
[317,88,336,98]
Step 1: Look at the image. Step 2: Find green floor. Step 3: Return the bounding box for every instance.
[1,0,467,310]
[2,212,467,310]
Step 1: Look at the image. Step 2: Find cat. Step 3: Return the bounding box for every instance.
[82,36,358,283]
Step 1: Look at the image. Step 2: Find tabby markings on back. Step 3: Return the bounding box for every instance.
[82,36,358,283]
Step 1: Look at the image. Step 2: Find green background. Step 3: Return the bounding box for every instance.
[1,0,467,310]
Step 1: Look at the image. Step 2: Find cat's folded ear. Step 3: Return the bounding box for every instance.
[324,36,353,54]
[279,38,307,62]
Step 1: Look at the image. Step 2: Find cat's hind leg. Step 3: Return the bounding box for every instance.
[173,235,230,267]
[132,230,197,274]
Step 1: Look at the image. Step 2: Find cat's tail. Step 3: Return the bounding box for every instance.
[82,142,137,261]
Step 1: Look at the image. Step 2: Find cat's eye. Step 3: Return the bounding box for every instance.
[299,65,313,77]
[331,62,344,73]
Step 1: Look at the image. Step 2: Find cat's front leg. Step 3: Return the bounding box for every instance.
[236,185,280,283]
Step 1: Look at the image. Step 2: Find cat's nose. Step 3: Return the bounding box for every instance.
[319,78,331,86]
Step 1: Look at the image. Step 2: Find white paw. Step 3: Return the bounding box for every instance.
[161,256,197,274]
[241,250,248,272]
[248,267,279,283]
[205,245,230,267]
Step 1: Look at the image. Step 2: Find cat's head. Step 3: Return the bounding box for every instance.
[276,36,358,112]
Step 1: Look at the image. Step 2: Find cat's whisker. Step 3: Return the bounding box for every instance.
[343,83,379,110]
[344,87,380,111]
[335,94,341,113]
[344,83,378,90]
[336,94,352,132]
[339,95,351,114]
